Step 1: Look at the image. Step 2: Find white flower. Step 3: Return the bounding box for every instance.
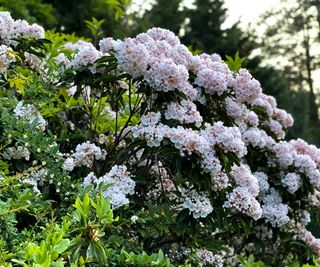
[63,157,75,172]
[232,69,262,103]
[70,46,102,73]
[262,203,289,228]
[195,249,223,267]
[83,165,135,210]
[180,188,213,219]
[14,101,47,131]
[0,44,15,73]
[281,172,301,194]
[230,164,259,196]
[224,186,262,220]
[254,171,270,193]
[131,215,139,223]
[164,100,202,127]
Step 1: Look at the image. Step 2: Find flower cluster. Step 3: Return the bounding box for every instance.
[203,122,247,157]
[0,44,15,73]
[83,165,135,209]
[0,11,44,46]
[22,168,48,195]
[180,188,213,219]
[63,141,105,171]
[211,171,230,191]
[231,69,262,103]
[194,65,231,96]
[14,101,47,131]
[3,145,30,161]
[111,38,149,78]
[272,141,320,189]
[54,40,102,74]
[281,172,301,194]
[195,249,223,267]
[230,164,259,196]
[242,128,274,149]
[224,186,262,220]
[69,46,102,74]
[259,188,290,228]
[164,100,203,127]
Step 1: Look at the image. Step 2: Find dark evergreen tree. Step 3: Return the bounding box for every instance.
[129,0,184,36]
[182,0,226,53]
[44,0,122,37]
[181,0,255,57]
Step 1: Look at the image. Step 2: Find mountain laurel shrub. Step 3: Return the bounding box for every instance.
[0,11,320,266]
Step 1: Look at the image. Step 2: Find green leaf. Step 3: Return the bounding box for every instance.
[11,259,28,266]
[69,237,85,263]
[50,262,65,267]
[9,76,27,95]
[225,52,246,73]
[86,241,107,265]
[52,239,70,254]
[85,17,105,37]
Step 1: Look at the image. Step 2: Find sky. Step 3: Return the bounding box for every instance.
[223,0,320,86]
[223,0,280,29]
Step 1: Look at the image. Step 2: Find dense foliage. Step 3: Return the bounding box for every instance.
[1,11,320,267]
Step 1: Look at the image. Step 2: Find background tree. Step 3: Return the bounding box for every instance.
[129,0,184,35]
[181,0,254,57]
[43,0,128,37]
[0,0,55,27]
[257,0,320,145]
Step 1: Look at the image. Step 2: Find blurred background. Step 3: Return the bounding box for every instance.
[2,0,320,146]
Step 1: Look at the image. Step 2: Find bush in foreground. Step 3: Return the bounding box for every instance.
[0,11,320,266]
